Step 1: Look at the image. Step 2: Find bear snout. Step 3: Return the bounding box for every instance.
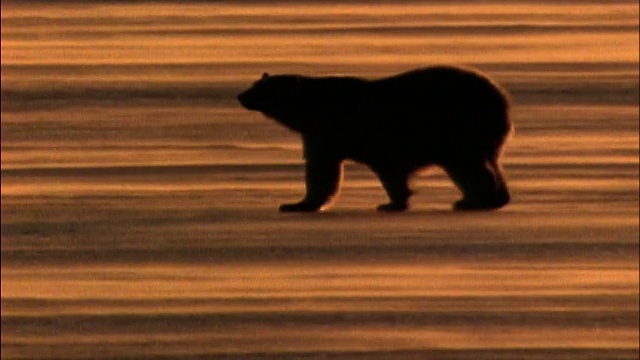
[237,91,249,108]
[237,90,261,111]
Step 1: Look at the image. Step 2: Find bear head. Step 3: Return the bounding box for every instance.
[237,73,306,132]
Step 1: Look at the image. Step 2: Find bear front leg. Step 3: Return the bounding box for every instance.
[279,156,343,212]
[443,159,510,211]
[374,169,412,212]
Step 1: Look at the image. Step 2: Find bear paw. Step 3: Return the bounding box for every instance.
[376,202,408,212]
[453,197,508,211]
[279,202,321,212]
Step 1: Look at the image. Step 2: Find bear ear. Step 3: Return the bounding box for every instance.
[262,72,269,79]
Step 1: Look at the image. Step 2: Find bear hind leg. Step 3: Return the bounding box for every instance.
[443,159,510,211]
[374,169,413,212]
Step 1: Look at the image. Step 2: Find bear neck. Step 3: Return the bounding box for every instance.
[262,111,303,133]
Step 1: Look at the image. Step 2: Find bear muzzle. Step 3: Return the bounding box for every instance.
[237,90,256,110]
[236,91,247,107]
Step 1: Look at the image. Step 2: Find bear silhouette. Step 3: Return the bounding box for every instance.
[237,66,512,212]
